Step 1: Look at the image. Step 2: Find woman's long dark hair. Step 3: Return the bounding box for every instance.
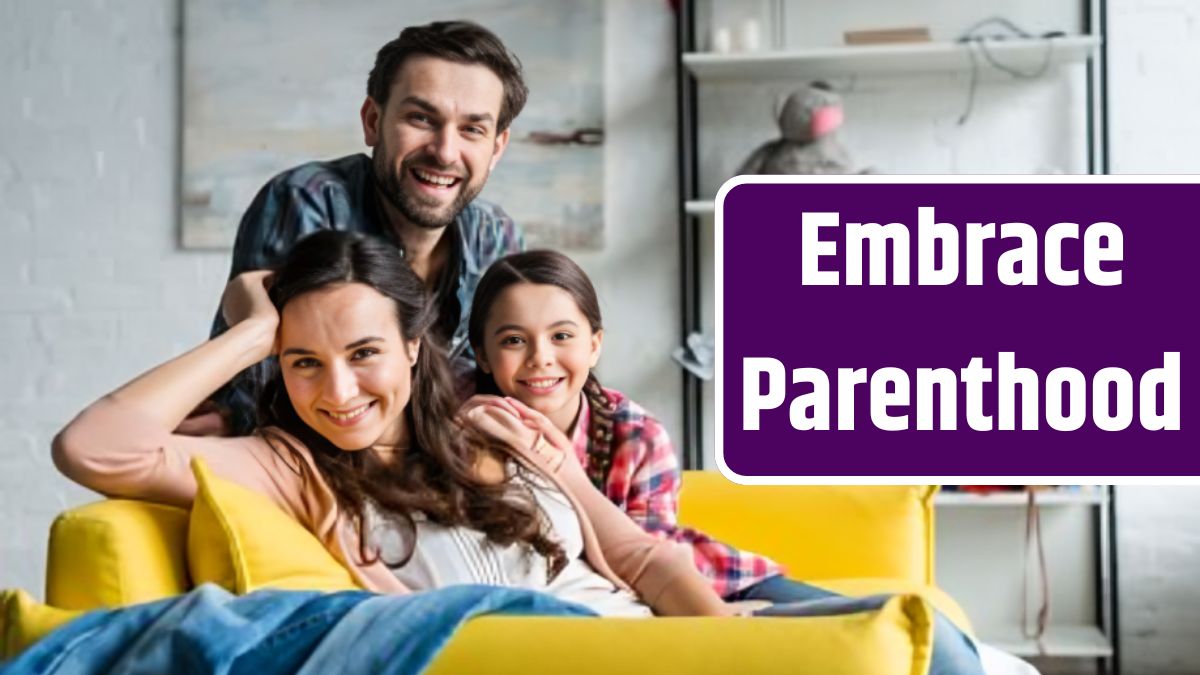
[257,230,564,577]
[467,250,616,489]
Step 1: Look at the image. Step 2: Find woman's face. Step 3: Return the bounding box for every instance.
[278,282,420,451]
[477,282,602,432]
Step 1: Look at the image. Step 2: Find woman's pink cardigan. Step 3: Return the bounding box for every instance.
[52,398,696,606]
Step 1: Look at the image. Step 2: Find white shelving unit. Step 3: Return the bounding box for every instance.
[676,4,1116,669]
[935,487,1117,665]
[681,32,1101,219]
[984,625,1113,659]
[683,36,1100,81]
[935,489,1107,507]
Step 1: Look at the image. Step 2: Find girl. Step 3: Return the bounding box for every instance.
[466,249,790,601]
[467,250,1032,675]
[53,230,731,619]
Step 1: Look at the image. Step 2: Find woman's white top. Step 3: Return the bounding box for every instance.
[366,463,652,618]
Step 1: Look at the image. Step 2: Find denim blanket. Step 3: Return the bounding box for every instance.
[2,583,595,675]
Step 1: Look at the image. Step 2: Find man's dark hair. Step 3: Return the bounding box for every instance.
[367,20,529,132]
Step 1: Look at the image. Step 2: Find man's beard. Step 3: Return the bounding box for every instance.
[372,145,487,230]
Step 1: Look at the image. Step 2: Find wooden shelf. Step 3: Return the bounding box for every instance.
[683,35,1100,81]
[936,489,1107,507]
[978,624,1113,658]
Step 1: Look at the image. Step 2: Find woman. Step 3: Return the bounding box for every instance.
[52,230,730,618]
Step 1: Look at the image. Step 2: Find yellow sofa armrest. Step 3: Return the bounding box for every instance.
[46,500,190,610]
[678,473,937,585]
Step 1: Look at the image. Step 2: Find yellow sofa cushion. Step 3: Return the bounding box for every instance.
[1,589,83,661]
[45,499,189,609]
[428,594,935,675]
[811,578,973,637]
[187,458,360,594]
[678,473,936,585]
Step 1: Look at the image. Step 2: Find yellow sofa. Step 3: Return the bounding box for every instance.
[3,475,969,673]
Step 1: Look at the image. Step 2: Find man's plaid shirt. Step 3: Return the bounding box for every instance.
[571,388,783,597]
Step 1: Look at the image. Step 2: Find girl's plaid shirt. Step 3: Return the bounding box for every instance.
[570,388,783,598]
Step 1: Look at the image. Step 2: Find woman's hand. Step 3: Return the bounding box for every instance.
[221,270,278,360]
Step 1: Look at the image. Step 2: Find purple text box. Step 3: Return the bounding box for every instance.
[717,177,1197,482]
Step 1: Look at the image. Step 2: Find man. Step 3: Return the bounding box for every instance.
[205,21,527,435]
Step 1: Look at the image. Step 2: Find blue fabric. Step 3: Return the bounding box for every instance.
[733,575,986,675]
[2,584,594,675]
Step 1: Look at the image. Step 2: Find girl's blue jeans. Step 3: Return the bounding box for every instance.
[729,575,986,675]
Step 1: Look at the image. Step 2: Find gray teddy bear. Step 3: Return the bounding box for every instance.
[737,82,860,175]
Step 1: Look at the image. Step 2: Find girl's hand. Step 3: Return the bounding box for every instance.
[461,402,539,454]
[457,394,522,421]
[461,398,573,474]
[498,397,579,474]
[221,271,278,358]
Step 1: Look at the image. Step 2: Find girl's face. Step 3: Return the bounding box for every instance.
[279,283,420,451]
[477,282,603,432]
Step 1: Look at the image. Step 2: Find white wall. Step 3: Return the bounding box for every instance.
[1108,0,1200,671]
[0,0,233,593]
[1109,0,1200,173]
[580,0,682,450]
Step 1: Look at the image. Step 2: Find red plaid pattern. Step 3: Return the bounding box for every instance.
[572,389,783,597]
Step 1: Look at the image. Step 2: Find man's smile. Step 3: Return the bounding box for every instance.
[411,167,462,188]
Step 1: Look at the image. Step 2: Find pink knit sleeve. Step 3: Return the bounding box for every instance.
[52,396,306,519]
[548,449,731,616]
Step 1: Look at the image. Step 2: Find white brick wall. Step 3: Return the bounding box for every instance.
[1110,0,1200,173]
[1108,0,1200,671]
[0,1,1197,673]
[0,0,231,595]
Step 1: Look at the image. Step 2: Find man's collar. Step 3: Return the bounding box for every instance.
[431,221,463,295]
[371,201,467,273]
[360,164,399,247]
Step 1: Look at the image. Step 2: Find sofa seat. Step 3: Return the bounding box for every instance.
[2,475,966,674]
